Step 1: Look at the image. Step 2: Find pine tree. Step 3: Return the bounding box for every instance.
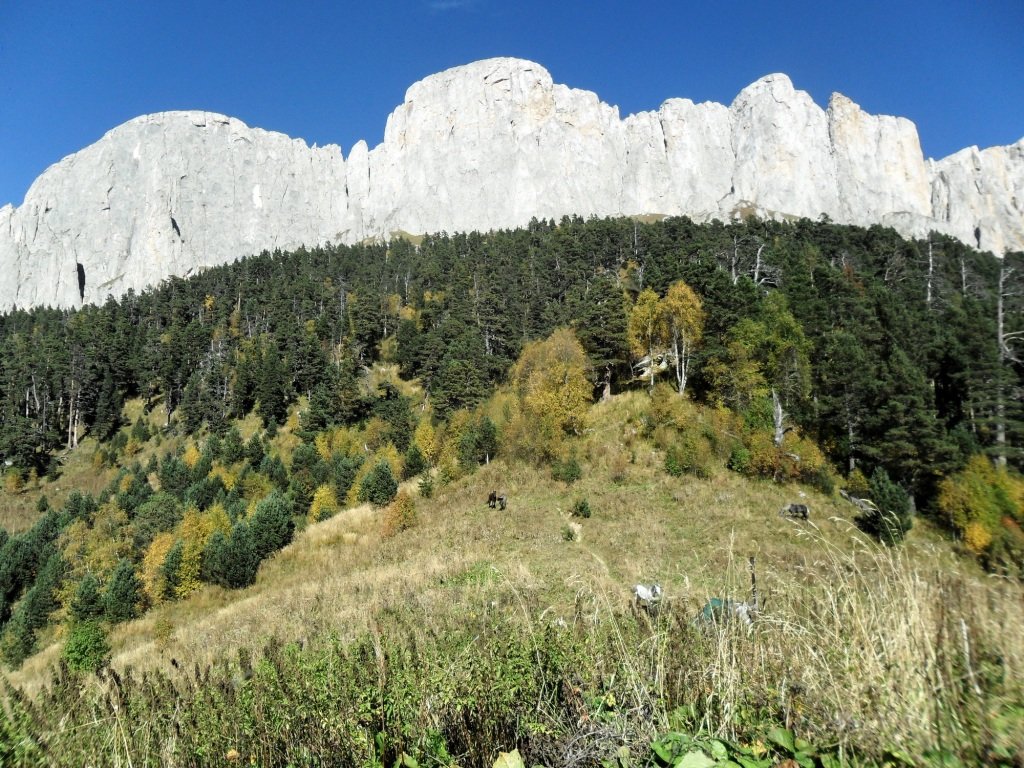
[244,434,265,465]
[402,442,428,479]
[103,559,142,623]
[248,492,295,560]
[202,523,259,589]
[70,572,104,622]
[222,426,245,464]
[359,460,399,507]
[161,540,184,601]
[859,467,913,545]
[256,341,290,426]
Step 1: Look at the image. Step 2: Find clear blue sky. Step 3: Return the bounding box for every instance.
[2,0,1022,208]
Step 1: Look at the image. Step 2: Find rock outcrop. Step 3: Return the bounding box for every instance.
[1,58,1021,309]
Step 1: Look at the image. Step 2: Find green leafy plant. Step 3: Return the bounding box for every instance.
[62,620,110,673]
[571,498,592,518]
[552,453,583,484]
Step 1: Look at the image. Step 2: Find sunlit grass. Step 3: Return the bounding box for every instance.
[3,390,1022,764]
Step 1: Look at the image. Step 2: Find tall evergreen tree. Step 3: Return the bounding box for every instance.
[103,560,142,623]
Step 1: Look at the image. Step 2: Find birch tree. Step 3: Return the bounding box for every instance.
[627,288,666,389]
[659,280,704,396]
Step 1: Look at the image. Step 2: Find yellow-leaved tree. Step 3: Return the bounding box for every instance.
[507,328,591,461]
[413,418,440,465]
[141,532,176,606]
[659,280,705,396]
[937,455,1024,557]
[176,507,213,599]
[309,484,341,523]
[627,288,667,389]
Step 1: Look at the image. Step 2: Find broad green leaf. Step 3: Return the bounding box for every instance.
[674,750,715,768]
[493,749,526,768]
[766,727,796,754]
[652,740,675,763]
[709,741,729,761]
[882,750,917,766]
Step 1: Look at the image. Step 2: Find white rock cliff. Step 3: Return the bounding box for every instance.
[1,58,1021,309]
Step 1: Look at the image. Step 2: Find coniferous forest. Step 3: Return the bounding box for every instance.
[3,217,1020,500]
[1,215,1023,766]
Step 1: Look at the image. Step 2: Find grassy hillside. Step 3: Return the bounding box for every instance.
[3,392,1021,766]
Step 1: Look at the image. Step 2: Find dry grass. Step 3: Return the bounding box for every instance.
[5,390,1022,761]
[0,437,115,534]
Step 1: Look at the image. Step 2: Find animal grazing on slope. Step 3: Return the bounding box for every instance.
[487,490,507,510]
[696,556,760,630]
[779,503,809,520]
[632,582,663,616]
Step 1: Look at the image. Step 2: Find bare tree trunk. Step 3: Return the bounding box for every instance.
[995,390,1007,468]
[753,244,766,286]
[772,388,787,447]
[731,237,740,285]
[995,261,1020,466]
[926,238,934,307]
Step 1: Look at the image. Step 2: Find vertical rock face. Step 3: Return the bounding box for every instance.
[0,112,348,308]
[728,74,840,219]
[1,57,1021,309]
[928,139,1024,254]
[827,92,932,226]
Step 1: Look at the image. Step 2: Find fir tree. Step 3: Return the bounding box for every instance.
[103,560,142,623]
[161,540,184,601]
[359,460,399,507]
[859,467,914,545]
[70,573,104,622]
[248,492,295,560]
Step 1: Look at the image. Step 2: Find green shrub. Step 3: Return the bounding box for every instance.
[858,467,913,545]
[551,454,582,484]
[570,498,592,518]
[804,465,835,495]
[63,620,110,673]
[727,445,751,474]
[418,475,434,499]
[665,433,713,479]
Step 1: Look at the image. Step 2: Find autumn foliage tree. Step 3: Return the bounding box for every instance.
[627,288,666,389]
[659,279,705,396]
[507,328,592,461]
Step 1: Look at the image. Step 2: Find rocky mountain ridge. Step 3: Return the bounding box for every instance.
[2,57,1022,309]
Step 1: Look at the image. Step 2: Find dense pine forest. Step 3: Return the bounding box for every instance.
[1,215,1023,765]
[3,216,1021,494]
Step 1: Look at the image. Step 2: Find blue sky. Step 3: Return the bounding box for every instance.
[1,0,1022,208]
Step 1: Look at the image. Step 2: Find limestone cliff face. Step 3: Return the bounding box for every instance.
[1,58,1021,309]
[0,112,349,308]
